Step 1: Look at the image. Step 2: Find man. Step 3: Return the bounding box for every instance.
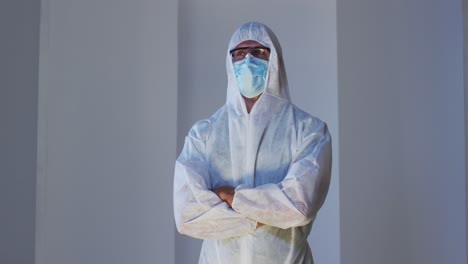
[173,22,332,264]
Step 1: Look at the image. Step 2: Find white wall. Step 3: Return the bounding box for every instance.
[177,1,339,264]
[0,1,40,263]
[35,0,178,263]
[337,0,466,263]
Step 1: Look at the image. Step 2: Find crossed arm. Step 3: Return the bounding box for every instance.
[173,122,331,240]
[212,186,264,227]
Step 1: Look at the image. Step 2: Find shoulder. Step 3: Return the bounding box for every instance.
[291,104,329,142]
[188,106,227,142]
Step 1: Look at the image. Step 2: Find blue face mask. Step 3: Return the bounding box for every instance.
[233,54,269,98]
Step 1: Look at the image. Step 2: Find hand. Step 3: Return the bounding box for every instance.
[212,186,235,207]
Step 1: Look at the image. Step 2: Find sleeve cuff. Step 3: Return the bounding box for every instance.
[232,184,249,213]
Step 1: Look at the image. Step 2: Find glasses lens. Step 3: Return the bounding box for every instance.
[251,48,269,60]
[231,49,248,62]
[231,47,270,62]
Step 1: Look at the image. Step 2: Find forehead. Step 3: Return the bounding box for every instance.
[234,40,266,49]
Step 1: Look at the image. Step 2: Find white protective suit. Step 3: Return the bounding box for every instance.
[174,22,332,264]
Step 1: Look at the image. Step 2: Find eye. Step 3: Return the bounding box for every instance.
[252,48,269,60]
[251,49,262,57]
[236,50,246,57]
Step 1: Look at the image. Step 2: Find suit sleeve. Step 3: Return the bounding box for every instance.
[173,121,256,240]
[231,122,332,229]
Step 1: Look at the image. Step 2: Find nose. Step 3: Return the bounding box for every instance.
[245,53,252,62]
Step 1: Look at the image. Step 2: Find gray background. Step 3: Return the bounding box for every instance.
[0,0,466,264]
[338,1,465,263]
[1,0,40,263]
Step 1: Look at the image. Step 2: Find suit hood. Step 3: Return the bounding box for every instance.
[225,22,290,115]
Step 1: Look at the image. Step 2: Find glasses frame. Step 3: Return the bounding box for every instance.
[229,46,271,62]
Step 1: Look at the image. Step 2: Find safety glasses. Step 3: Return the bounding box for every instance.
[229,46,271,62]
